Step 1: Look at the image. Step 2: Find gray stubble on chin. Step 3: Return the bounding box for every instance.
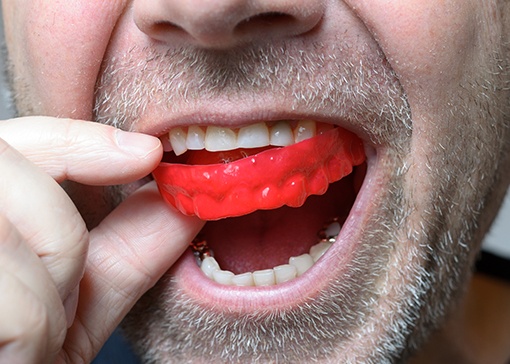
[120,158,422,364]
[94,41,419,363]
[95,35,509,363]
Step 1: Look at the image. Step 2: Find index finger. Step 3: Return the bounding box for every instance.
[0,116,162,185]
[59,182,204,362]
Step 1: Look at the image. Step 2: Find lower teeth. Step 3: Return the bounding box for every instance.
[191,218,341,287]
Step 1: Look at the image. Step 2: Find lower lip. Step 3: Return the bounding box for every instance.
[169,146,383,313]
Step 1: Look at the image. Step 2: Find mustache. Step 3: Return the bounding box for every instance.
[93,41,412,145]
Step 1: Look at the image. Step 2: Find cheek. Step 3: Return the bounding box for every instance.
[345,0,481,103]
[3,0,127,118]
[345,0,505,224]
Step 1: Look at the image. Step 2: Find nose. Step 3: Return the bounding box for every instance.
[133,0,325,49]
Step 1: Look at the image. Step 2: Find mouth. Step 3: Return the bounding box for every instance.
[152,119,373,312]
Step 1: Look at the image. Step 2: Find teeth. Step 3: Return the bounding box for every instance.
[186,125,206,150]
[166,120,324,156]
[324,221,341,237]
[252,269,276,286]
[289,254,314,276]
[232,272,255,286]
[205,126,238,152]
[200,256,220,279]
[294,120,316,143]
[200,234,336,287]
[273,264,297,284]
[169,127,187,156]
[309,242,333,262]
[213,270,235,285]
[237,122,270,148]
[269,121,294,146]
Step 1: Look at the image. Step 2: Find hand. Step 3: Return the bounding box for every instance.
[0,117,204,363]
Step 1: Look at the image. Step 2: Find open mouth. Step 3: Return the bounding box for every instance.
[153,120,368,301]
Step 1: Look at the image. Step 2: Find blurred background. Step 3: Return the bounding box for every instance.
[0,8,508,257]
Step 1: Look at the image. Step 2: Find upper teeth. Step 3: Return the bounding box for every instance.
[165,120,335,156]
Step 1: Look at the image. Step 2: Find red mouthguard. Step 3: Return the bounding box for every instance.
[153,127,365,220]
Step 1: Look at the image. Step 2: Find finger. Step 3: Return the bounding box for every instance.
[0,138,88,300]
[0,116,162,185]
[60,182,204,362]
[0,215,66,363]
[0,271,52,364]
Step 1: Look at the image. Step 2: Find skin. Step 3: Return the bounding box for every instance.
[1,0,509,363]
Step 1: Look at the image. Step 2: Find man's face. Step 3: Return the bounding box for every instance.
[3,0,510,362]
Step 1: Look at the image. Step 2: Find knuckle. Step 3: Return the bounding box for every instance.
[0,214,18,243]
[0,137,10,156]
[0,271,51,360]
[0,271,68,362]
[45,212,89,298]
[0,137,23,165]
[59,316,100,364]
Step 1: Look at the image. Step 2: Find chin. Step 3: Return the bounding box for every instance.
[118,126,490,363]
[84,39,509,363]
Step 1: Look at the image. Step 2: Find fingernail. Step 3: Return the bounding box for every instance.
[115,130,161,158]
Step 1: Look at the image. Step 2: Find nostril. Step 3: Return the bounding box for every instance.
[152,20,185,34]
[234,12,297,35]
[244,12,293,24]
[134,1,325,48]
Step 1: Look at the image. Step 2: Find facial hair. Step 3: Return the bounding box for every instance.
[90,36,510,362]
[4,30,509,361]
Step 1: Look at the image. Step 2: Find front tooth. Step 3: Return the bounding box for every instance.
[289,254,314,276]
[273,264,297,284]
[213,270,235,285]
[232,272,255,286]
[169,127,188,156]
[294,120,316,143]
[186,125,206,150]
[237,122,270,148]
[270,121,294,146]
[252,269,276,286]
[201,256,220,279]
[309,242,332,262]
[205,126,237,152]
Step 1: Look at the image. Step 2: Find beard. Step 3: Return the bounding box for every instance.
[121,174,423,364]
[90,38,509,363]
[94,41,419,363]
[5,31,509,362]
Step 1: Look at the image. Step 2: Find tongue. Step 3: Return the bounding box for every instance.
[201,174,357,274]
